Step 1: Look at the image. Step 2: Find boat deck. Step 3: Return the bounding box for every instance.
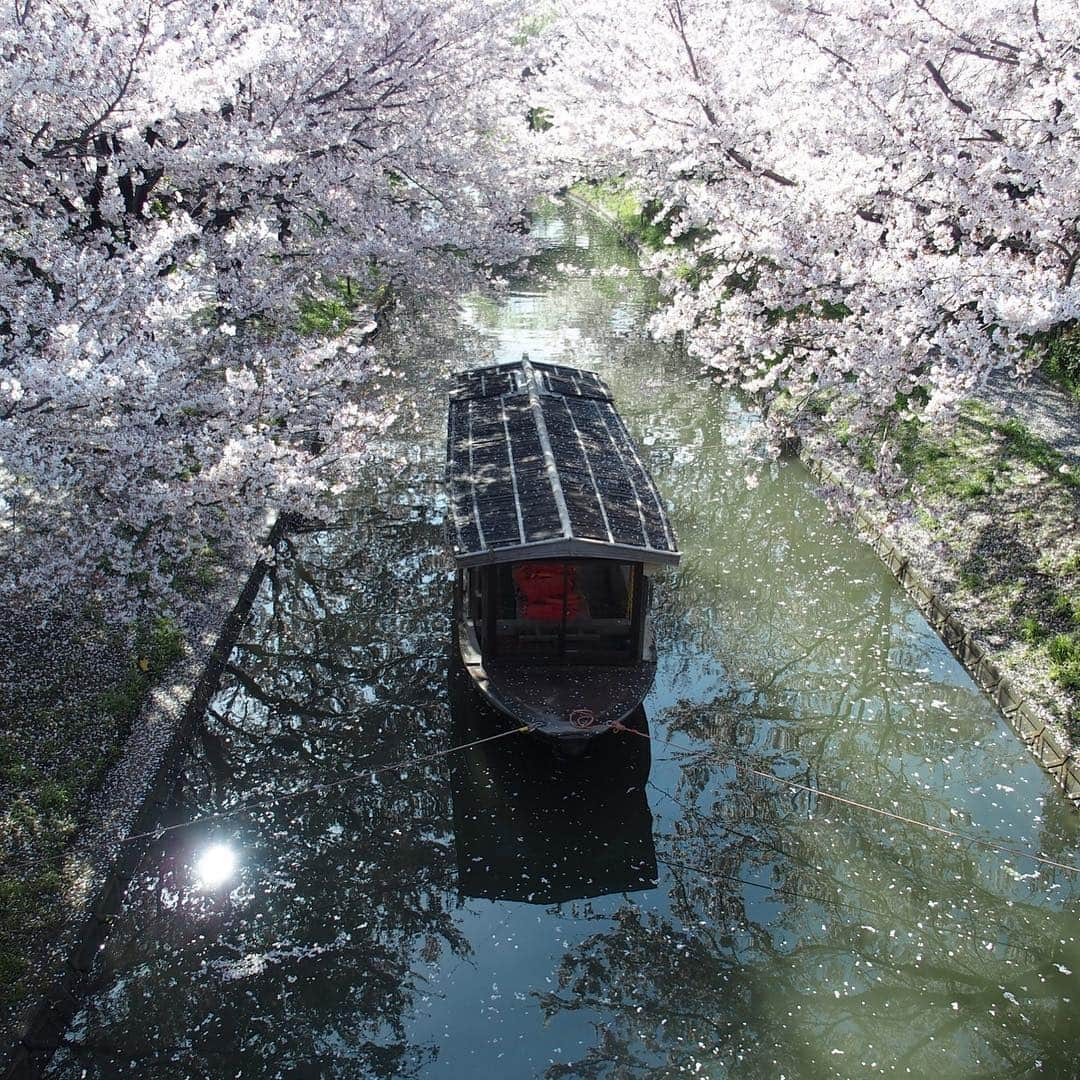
[480,660,657,737]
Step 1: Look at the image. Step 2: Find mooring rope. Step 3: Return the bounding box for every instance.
[122,724,531,844]
[125,712,1080,881]
[612,722,1080,876]
[645,769,1058,958]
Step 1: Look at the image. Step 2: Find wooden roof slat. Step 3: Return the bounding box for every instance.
[524,363,574,544]
[499,396,527,547]
[585,395,650,550]
[446,357,679,568]
[465,399,488,553]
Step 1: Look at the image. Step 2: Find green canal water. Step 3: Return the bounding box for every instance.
[49,205,1080,1079]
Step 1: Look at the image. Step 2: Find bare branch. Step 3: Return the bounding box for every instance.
[924,59,1005,142]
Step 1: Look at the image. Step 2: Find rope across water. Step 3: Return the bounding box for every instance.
[121,724,531,844]
[611,720,1080,876]
[124,716,1080,879]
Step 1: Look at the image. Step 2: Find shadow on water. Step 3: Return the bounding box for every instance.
[447,659,657,905]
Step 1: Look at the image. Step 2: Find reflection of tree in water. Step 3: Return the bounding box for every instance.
[646,376,1065,849]
[539,879,1080,1078]
[536,354,1080,1076]
[538,733,1080,1079]
[536,692,1080,1078]
[55,510,470,1078]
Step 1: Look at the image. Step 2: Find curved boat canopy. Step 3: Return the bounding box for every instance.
[446,357,680,569]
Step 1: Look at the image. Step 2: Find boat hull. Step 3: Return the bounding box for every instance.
[457,614,655,754]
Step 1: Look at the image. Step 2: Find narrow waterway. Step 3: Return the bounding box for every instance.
[50,204,1080,1079]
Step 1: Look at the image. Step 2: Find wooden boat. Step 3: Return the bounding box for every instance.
[446,356,680,755]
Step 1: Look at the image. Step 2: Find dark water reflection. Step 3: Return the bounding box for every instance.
[449,667,657,905]
[50,205,1080,1079]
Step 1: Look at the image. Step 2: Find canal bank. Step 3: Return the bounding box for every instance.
[0,521,283,1078]
[1,287,388,1074]
[793,408,1080,810]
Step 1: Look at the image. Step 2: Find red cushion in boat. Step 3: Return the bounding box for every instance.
[521,593,584,621]
[512,562,584,621]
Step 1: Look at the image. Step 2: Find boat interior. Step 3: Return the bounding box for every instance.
[464,557,646,665]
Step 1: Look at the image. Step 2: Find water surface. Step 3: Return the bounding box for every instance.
[50,205,1080,1080]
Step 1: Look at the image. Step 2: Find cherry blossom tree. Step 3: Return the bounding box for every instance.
[536,0,1079,460]
[0,0,538,616]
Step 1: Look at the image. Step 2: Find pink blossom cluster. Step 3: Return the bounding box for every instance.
[536,0,1078,448]
[0,0,539,617]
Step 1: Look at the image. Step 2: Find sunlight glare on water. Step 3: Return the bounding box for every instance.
[194,843,236,890]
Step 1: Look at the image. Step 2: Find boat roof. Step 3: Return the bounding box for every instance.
[446,357,680,568]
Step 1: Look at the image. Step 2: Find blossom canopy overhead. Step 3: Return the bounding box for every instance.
[535,0,1079,444]
[0,0,540,613]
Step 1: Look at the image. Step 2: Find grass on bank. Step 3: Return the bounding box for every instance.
[1036,323,1080,401]
[295,276,389,338]
[896,402,1079,499]
[0,615,184,1007]
[891,402,1080,722]
[568,179,683,253]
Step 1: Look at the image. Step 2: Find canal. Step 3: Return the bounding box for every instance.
[49,203,1080,1078]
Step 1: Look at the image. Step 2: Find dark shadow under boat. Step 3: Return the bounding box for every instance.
[448,659,657,905]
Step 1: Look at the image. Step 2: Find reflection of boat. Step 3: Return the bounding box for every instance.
[448,660,657,904]
[445,356,680,755]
